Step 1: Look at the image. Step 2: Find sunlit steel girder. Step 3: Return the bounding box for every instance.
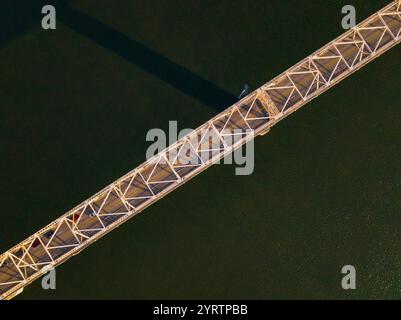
[1,1,400,300]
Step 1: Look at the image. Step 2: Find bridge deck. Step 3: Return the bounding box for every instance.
[1,1,400,299]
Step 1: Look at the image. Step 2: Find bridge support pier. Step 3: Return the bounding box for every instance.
[259,127,270,136]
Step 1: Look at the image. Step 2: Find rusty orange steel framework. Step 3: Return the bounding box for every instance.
[1,1,400,300]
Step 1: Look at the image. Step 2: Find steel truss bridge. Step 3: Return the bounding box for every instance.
[1,1,400,300]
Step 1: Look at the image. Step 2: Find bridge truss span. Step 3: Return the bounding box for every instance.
[0,1,400,300]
